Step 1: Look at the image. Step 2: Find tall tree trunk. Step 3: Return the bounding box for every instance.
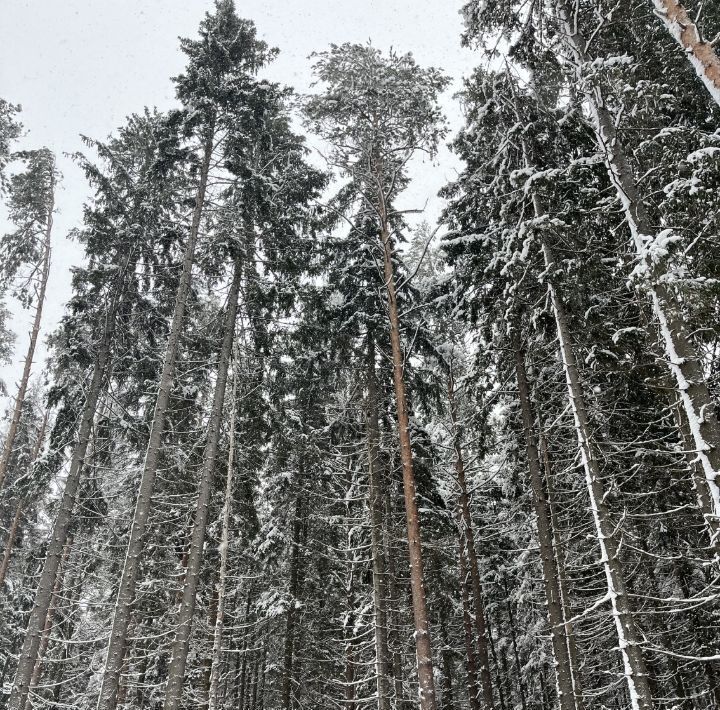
[651,0,720,106]
[0,409,48,589]
[447,373,495,709]
[379,223,437,710]
[367,334,392,710]
[540,236,654,710]
[438,611,455,710]
[459,544,482,710]
[163,252,242,710]
[556,0,720,552]
[502,576,528,710]
[9,263,126,710]
[512,337,581,710]
[539,430,585,710]
[24,535,72,709]
[383,485,408,710]
[0,182,52,492]
[208,344,240,710]
[0,501,22,589]
[281,496,302,710]
[98,126,214,710]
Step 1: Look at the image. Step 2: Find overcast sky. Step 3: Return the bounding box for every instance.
[0,0,477,403]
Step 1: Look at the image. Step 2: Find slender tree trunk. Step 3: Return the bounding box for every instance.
[651,0,720,106]
[24,535,72,709]
[98,126,215,710]
[539,431,585,710]
[447,373,495,709]
[208,344,240,710]
[367,334,392,710]
[484,613,507,710]
[540,237,654,710]
[502,576,528,710]
[9,272,124,710]
[0,409,48,589]
[383,486,407,710]
[0,501,22,589]
[512,338,580,710]
[379,223,437,710]
[438,612,455,710]
[282,496,302,710]
[557,0,720,551]
[459,544,482,710]
[0,183,52,492]
[163,252,242,710]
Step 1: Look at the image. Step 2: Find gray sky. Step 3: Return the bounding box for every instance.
[0,0,476,403]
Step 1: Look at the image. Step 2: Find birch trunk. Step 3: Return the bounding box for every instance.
[0,178,53,492]
[380,223,437,710]
[447,373,495,709]
[366,334,392,710]
[163,252,242,710]
[9,273,123,710]
[557,0,720,550]
[651,0,720,106]
[207,344,240,710]
[98,127,214,710]
[512,338,581,710]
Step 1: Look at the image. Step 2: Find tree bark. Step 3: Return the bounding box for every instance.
[9,270,123,710]
[379,224,437,710]
[163,251,242,710]
[651,0,720,106]
[24,535,72,709]
[98,126,214,710]
[512,338,581,710]
[459,544,482,710]
[366,334,392,710]
[0,175,53,492]
[539,431,585,710]
[557,0,720,553]
[0,409,48,589]
[281,496,302,710]
[447,373,495,710]
[540,237,654,710]
[208,343,240,710]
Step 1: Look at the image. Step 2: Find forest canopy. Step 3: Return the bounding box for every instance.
[1,2,720,710]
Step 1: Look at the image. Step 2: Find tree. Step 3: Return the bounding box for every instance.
[305,42,450,710]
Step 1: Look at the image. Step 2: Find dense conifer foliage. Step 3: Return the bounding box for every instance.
[1,2,719,709]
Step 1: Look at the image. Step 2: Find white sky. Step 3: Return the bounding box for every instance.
[0,0,476,404]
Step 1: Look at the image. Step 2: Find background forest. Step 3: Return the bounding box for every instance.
[1,2,720,710]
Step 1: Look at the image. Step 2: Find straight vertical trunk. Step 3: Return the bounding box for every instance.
[25,535,72,708]
[539,431,585,710]
[0,409,48,588]
[9,269,124,710]
[366,334,392,710]
[651,0,720,106]
[502,577,528,710]
[557,0,720,551]
[512,338,581,710]
[207,344,240,710]
[447,374,495,710]
[0,180,53,492]
[98,127,215,710]
[540,236,654,710]
[459,545,482,710]
[379,225,437,710]
[281,497,302,710]
[163,252,243,710]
